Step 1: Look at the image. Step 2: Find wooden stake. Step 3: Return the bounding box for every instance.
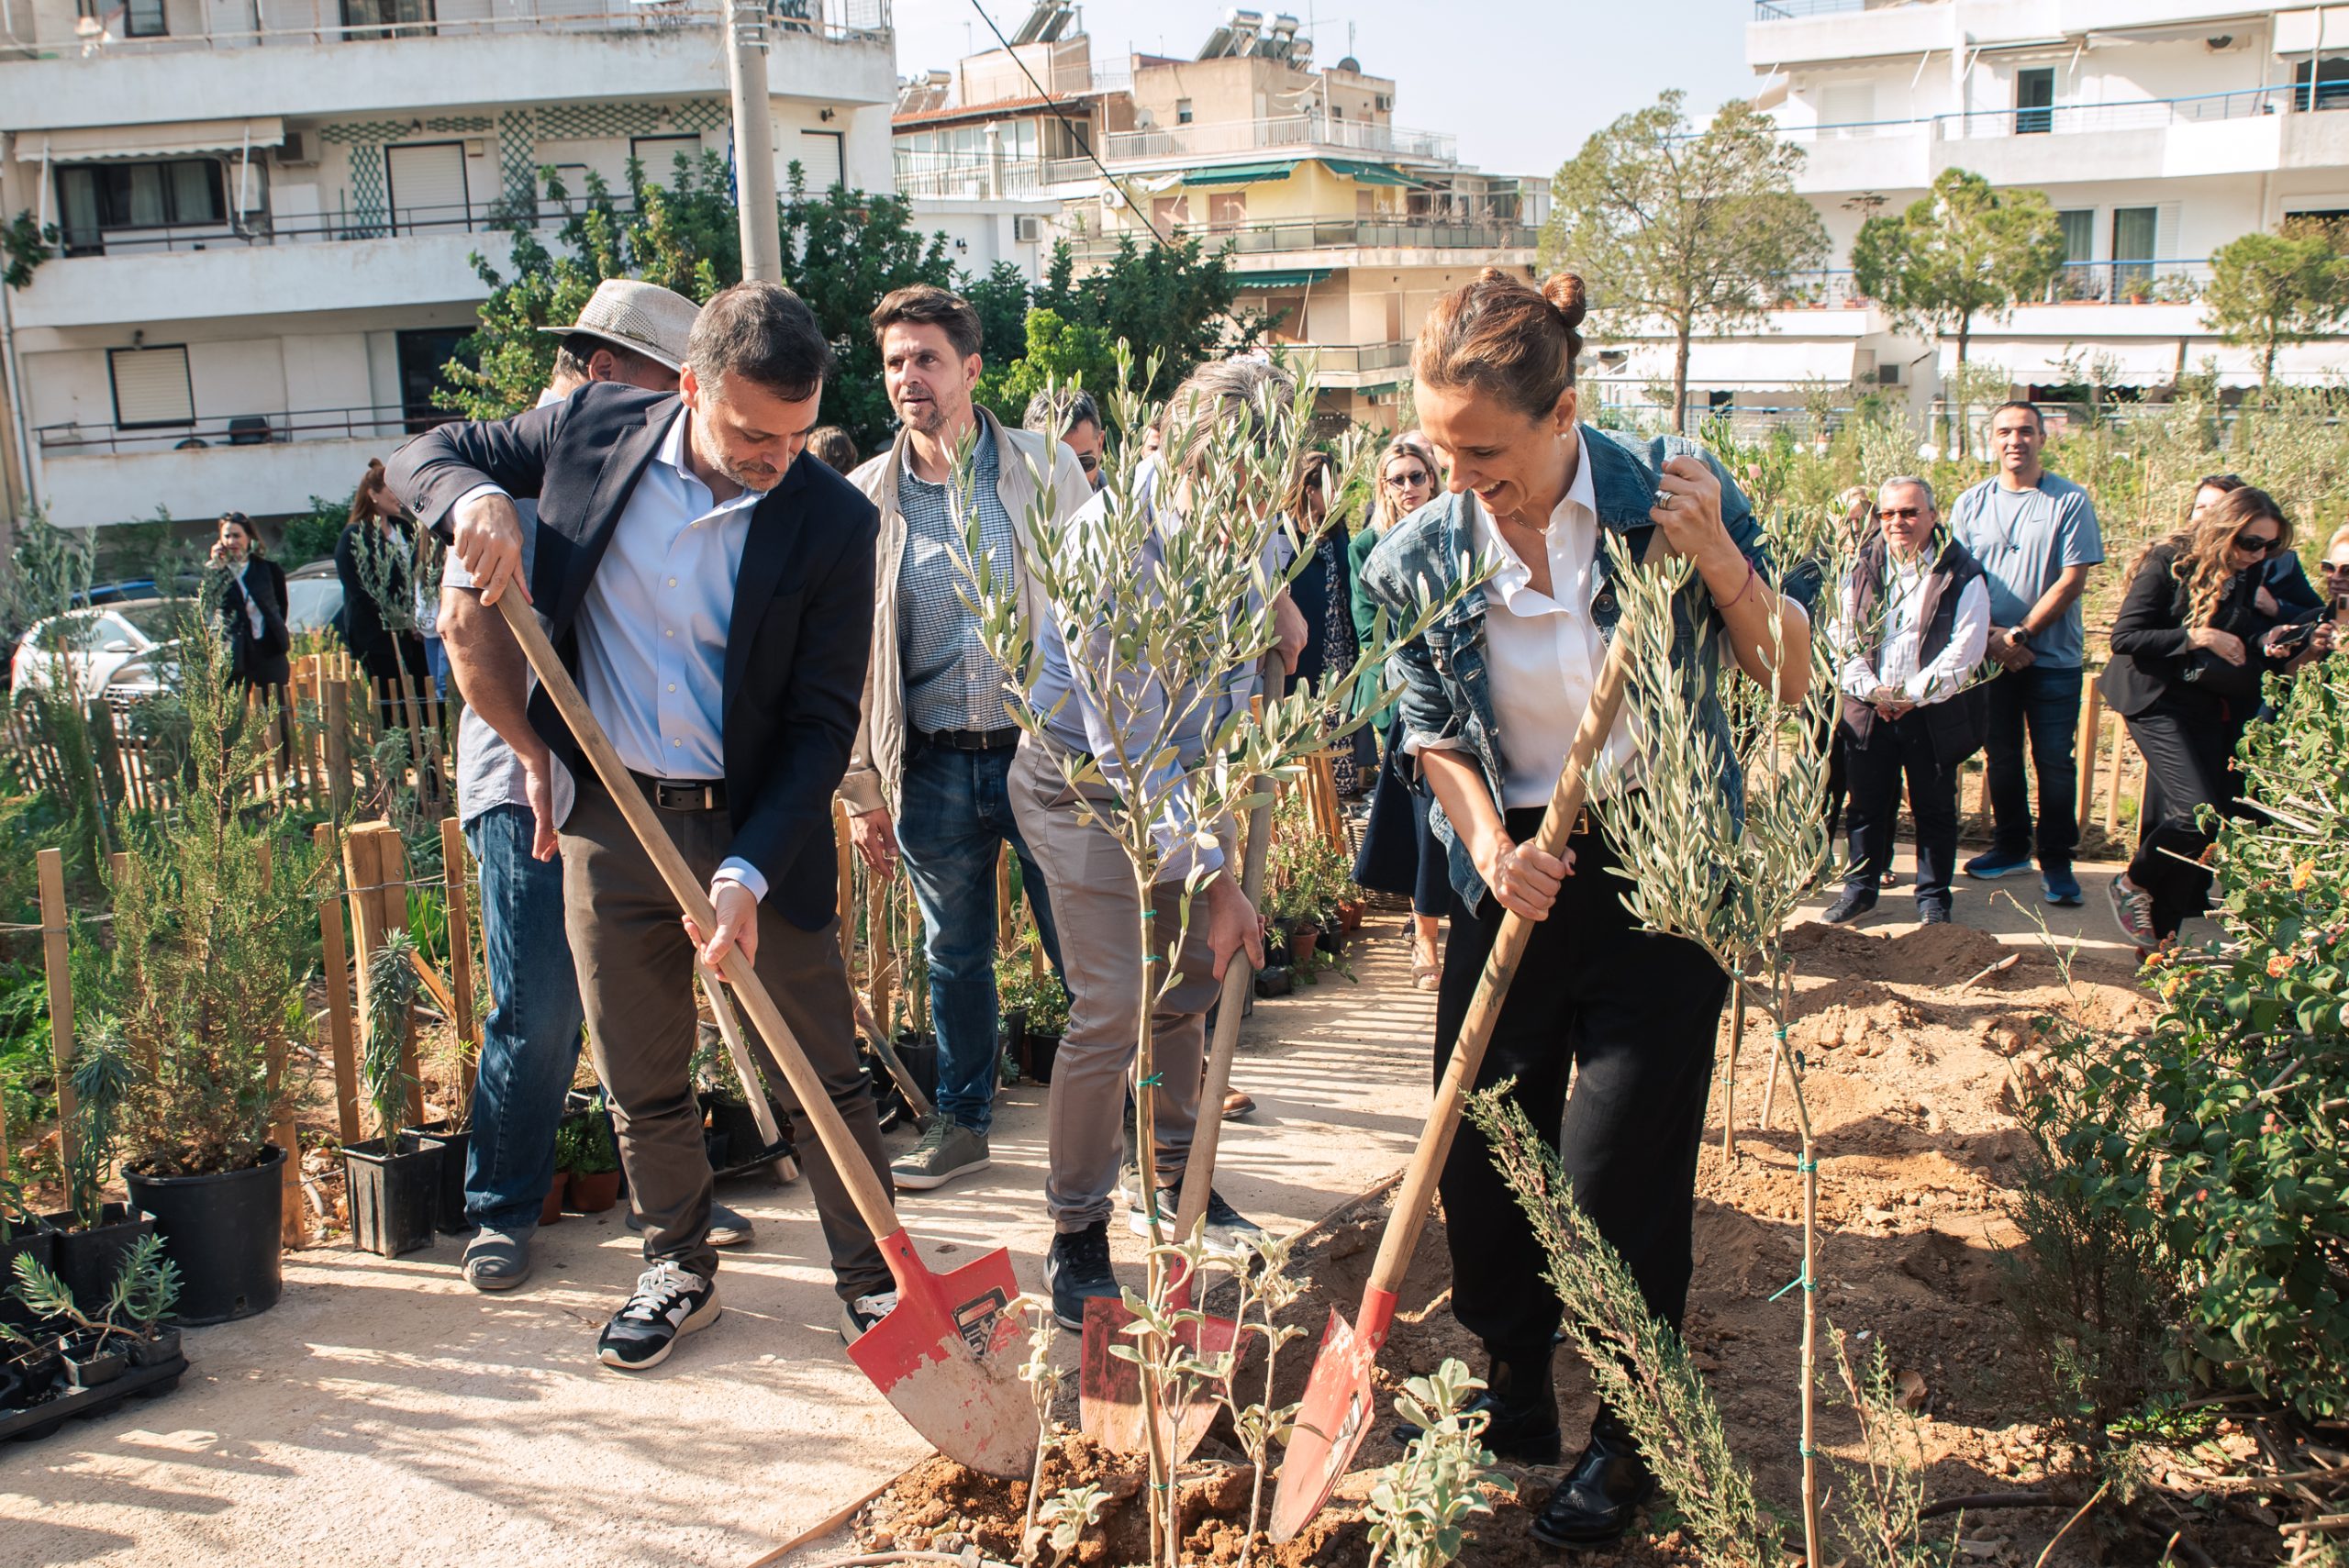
[2072,681,2104,837]
[36,849,79,1178]
[344,822,423,1131]
[1721,971,1746,1161]
[996,842,1015,957]
[440,817,479,1108]
[323,679,351,816]
[867,867,894,1039]
[314,824,361,1144]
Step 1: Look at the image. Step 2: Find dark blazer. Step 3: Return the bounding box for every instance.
[2099,539,2280,719]
[334,521,428,684]
[386,384,879,933]
[213,556,290,687]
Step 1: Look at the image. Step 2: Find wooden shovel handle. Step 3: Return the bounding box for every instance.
[1172,763,1277,1239]
[493,592,904,1248]
[1358,629,1638,1304]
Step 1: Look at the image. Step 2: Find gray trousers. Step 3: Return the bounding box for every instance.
[1009,740,1223,1233]
[559,773,893,1301]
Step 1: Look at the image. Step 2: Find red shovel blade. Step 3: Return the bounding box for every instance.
[1077,1273,1238,1459]
[846,1231,1039,1479]
[1267,1289,1397,1543]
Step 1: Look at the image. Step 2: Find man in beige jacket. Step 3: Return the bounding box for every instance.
[840,284,1093,1192]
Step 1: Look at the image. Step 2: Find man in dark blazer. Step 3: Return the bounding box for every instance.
[390,281,895,1372]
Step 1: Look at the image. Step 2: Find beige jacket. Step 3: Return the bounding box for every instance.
[838,407,1097,817]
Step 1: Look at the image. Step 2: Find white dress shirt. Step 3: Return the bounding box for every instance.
[1410,446,1638,809]
[1831,548,1992,706]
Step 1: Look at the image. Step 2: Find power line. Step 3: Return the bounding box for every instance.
[963,0,1170,249]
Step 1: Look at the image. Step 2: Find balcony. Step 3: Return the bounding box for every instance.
[1276,340,1411,389]
[1061,217,1539,261]
[0,0,895,131]
[1097,116,1457,168]
[32,404,424,527]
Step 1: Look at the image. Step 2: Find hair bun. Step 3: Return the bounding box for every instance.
[1542,272,1587,333]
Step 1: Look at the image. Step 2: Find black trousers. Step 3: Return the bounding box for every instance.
[1841,710,1960,912]
[2124,697,2236,940]
[1435,809,1728,1362]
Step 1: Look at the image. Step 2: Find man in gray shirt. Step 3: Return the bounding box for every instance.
[1948,401,2103,907]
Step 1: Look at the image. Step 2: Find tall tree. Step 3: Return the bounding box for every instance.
[438,152,955,452]
[1540,91,1829,433]
[2205,220,2349,394]
[1850,168,2065,456]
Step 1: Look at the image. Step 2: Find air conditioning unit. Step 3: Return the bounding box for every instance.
[1013,214,1042,243]
[275,129,321,168]
[1875,361,1904,385]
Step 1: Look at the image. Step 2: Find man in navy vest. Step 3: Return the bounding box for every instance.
[1826,476,1993,926]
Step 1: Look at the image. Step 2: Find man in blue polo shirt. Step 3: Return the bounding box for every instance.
[1948,401,2103,907]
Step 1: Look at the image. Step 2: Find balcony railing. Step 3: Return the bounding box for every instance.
[1765,260,2210,310]
[1099,115,1457,166]
[1271,341,1411,376]
[51,194,642,256]
[891,151,1055,200]
[4,0,887,54]
[1063,217,1538,258]
[1753,0,1888,17]
[1789,86,2310,144]
[37,404,438,456]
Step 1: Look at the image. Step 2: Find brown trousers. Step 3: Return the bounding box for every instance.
[559,774,893,1299]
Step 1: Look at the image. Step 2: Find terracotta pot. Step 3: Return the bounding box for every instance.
[539,1174,569,1227]
[567,1171,621,1214]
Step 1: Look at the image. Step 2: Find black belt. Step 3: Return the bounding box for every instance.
[916,725,1021,752]
[629,771,727,812]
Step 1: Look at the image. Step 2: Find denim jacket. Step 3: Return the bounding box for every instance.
[1360,423,1783,910]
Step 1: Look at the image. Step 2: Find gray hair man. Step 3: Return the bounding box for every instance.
[1023,386,1107,492]
[1823,475,1993,928]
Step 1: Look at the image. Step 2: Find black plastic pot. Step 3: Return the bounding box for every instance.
[1021,1031,1063,1084]
[128,1327,181,1368]
[413,1123,473,1235]
[0,1221,59,1331]
[61,1331,126,1389]
[894,1031,940,1105]
[343,1134,444,1259]
[43,1206,156,1316]
[124,1144,286,1326]
[1253,964,1294,999]
[703,1096,765,1165]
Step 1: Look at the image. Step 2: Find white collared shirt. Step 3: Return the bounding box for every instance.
[1414,447,1638,809]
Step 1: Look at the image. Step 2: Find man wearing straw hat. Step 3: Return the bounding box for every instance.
[437,279,754,1299]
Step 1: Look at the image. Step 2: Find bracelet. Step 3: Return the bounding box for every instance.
[1721,558,1758,612]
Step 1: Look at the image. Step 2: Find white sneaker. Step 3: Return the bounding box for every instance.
[2107,874,2156,949]
[841,1289,899,1344]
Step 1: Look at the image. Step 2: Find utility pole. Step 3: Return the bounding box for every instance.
[725,0,783,284]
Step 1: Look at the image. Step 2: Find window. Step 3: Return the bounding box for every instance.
[341,0,433,39]
[55,160,225,253]
[2052,207,2095,299]
[1206,190,1246,228]
[108,345,195,429]
[2295,55,2349,112]
[797,129,845,193]
[630,134,704,188]
[384,141,469,233]
[1175,98,1194,125]
[395,328,470,435]
[2015,67,2054,134]
[124,0,167,37]
[2111,206,2156,298]
[1152,194,1189,232]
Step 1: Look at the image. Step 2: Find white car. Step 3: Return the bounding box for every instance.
[10,601,182,704]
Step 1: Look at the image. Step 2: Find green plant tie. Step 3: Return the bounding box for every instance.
[1138,1073,1164,1089]
[1796,1158,1817,1173]
[1768,1272,1814,1302]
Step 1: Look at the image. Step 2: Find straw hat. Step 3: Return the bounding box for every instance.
[539,278,699,372]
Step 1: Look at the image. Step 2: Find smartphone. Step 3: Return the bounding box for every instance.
[2271,620,2318,655]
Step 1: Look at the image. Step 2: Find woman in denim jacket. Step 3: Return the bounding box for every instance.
[1364,269,1810,1550]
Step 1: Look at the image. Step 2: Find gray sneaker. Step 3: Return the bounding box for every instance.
[890,1113,990,1192]
[462,1226,535,1292]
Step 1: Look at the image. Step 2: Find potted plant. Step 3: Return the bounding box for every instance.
[115,1234,184,1369]
[10,1251,128,1389]
[539,1135,570,1228]
[79,623,311,1321]
[417,1017,478,1236]
[0,1174,59,1335]
[566,1104,622,1212]
[43,1029,155,1313]
[342,929,443,1258]
[1016,965,1070,1085]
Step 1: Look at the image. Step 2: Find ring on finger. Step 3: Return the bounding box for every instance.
[1653,488,1676,511]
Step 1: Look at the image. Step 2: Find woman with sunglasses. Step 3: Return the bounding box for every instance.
[2101,486,2320,949]
[2194,471,2325,622]
[1347,433,1448,985]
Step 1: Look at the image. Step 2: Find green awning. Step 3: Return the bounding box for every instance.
[1318,158,1421,187]
[1233,268,1332,289]
[1183,160,1297,186]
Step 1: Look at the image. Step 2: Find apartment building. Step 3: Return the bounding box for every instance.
[0,0,896,530]
[1587,0,2349,422]
[893,2,1549,427]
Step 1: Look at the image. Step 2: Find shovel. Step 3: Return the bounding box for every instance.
[1269,628,1637,1542]
[1077,739,1275,1458]
[493,591,1036,1479]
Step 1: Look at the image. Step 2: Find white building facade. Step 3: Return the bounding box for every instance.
[1586,0,2349,422]
[0,0,896,530]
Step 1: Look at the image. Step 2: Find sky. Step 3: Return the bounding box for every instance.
[891,0,1765,175]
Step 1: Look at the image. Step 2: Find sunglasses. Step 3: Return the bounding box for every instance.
[1879,506,1928,521]
[2237,531,2284,554]
[2322,561,2349,575]
[1383,469,1431,488]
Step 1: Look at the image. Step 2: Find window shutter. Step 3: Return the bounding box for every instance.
[110,346,194,427]
[2155,202,2180,262]
[385,142,469,231]
[798,130,845,193]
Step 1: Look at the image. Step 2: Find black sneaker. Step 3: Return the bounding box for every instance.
[596,1261,719,1371]
[625,1202,753,1247]
[1046,1222,1119,1330]
[1824,888,1876,926]
[841,1288,899,1345]
[1130,1181,1265,1256]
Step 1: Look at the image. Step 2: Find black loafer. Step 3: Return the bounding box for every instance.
[1391,1388,1563,1464]
[1531,1413,1655,1548]
[1824,888,1876,926]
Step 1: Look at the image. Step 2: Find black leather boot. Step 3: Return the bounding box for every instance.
[1531,1405,1655,1548]
[1389,1349,1562,1464]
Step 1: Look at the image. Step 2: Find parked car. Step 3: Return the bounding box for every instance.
[284,560,344,639]
[10,601,182,704]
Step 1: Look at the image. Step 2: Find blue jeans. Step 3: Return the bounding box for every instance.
[895,740,1063,1136]
[462,804,584,1232]
[423,634,450,700]
[1983,663,2083,870]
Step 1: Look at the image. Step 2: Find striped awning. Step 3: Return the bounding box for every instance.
[1183,160,1298,187]
[1234,268,1333,289]
[35,117,284,161]
[1318,158,1420,187]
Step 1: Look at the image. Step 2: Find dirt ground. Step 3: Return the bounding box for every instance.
[829,862,2277,1568]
